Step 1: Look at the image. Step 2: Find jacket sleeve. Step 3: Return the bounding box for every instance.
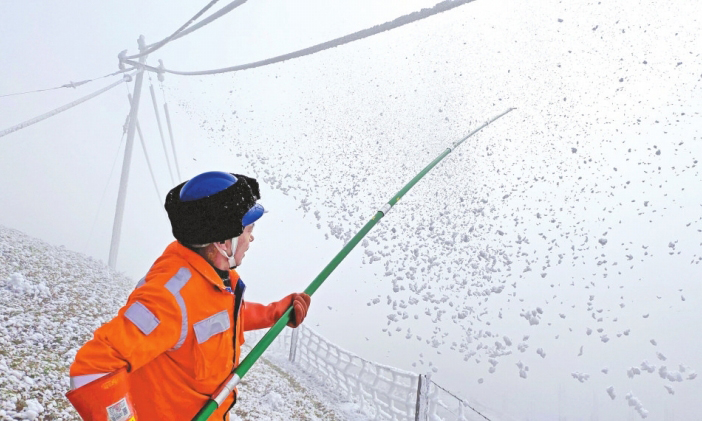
[69,281,183,378]
[242,296,292,331]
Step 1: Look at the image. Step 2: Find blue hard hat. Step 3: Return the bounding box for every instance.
[180,171,237,201]
[179,171,265,227]
[242,203,265,226]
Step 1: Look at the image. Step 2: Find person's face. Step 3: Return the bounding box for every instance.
[233,224,255,267]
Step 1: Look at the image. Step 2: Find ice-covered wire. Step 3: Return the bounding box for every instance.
[128,92,164,204]
[0,73,134,139]
[0,68,133,99]
[157,78,182,181]
[126,0,475,76]
[430,380,492,421]
[125,0,246,60]
[148,80,175,184]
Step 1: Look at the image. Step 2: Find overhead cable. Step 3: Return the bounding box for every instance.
[157,79,182,181]
[0,68,133,99]
[126,0,247,60]
[163,102,182,181]
[148,82,175,184]
[0,74,134,139]
[126,0,225,59]
[128,92,164,204]
[126,0,475,76]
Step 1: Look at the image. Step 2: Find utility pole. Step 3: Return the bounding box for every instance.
[109,36,148,269]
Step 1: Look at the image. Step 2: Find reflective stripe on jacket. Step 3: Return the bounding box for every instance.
[70,241,281,420]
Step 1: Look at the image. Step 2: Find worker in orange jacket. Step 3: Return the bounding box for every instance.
[66,171,311,421]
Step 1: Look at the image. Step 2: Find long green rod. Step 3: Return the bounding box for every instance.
[191,107,515,421]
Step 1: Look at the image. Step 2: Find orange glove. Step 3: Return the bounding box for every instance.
[244,293,312,331]
[66,368,137,421]
[288,293,311,328]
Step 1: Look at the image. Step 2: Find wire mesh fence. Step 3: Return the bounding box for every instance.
[244,324,491,421]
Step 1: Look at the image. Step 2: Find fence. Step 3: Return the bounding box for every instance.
[244,325,490,421]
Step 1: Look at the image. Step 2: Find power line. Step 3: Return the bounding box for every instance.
[128,91,164,205]
[157,77,182,181]
[0,74,134,139]
[147,78,175,184]
[0,68,133,99]
[152,0,248,49]
[124,0,475,76]
[125,0,225,59]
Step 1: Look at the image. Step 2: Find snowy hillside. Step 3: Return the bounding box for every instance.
[0,225,133,420]
[0,225,361,420]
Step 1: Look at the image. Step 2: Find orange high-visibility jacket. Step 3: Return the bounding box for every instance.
[70,241,283,420]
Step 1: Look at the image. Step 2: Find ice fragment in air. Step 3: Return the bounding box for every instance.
[571,372,590,383]
[625,392,649,418]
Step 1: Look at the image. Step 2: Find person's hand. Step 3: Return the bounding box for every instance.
[288,293,311,328]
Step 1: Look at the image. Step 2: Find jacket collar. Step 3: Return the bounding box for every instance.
[166,241,240,291]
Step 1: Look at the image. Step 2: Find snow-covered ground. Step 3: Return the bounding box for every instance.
[0,225,133,420]
[0,225,367,420]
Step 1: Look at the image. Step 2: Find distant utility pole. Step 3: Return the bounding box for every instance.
[108,36,148,269]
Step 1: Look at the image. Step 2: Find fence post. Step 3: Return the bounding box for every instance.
[415,373,431,421]
[289,325,300,362]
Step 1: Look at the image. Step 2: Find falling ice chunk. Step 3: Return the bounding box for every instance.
[599,238,608,246]
[657,352,667,361]
[602,367,609,374]
[606,386,616,400]
[625,392,649,419]
[571,372,590,383]
[650,339,657,346]
[640,361,656,373]
[664,385,675,395]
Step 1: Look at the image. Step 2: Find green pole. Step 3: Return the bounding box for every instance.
[191,107,515,421]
